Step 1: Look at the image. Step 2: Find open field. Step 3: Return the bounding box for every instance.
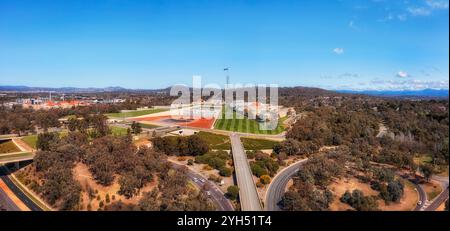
[0,140,21,154]
[329,177,418,211]
[423,181,443,201]
[110,126,129,136]
[106,109,168,118]
[21,131,69,149]
[241,137,279,150]
[195,131,231,150]
[214,108,286,135]
[138,123,160,129]
[73,163,158,211]
[133,115,215,129]
[21,127,126,149]
[21,135,38,149]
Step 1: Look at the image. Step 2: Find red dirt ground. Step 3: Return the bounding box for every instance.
[182,118,215,129]
[131,116,215,129]
[132,116,171,122]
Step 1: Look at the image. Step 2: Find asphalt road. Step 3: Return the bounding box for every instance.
[0,166,42,211]
[230,133,262,211]
[171,163,234,211]
[0,179,20,211]
[424,175,449,211]
[425,187,449,211]
[265,159,308,211]
[414,184,428,211]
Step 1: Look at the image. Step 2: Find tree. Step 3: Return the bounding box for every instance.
[250,163,268,177]
[131,122,142,134]
[118,173,140,199]
[340,190,379,211]
[219,166,232,177]
[386,180,404,202]
[226,186,239,200]
[186,135,209,156]
[374,168,395,183]
[36,132,60,151]
[89,114,110,138]
[420,164,434,182]
[35,110,60,132]
[138,189,160,211]
[12,116,30,136]
[67,117,78,132]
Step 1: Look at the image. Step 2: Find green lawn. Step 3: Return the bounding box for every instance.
[21,135,38,149]
[241,138,279,150]
[22,127,127,149]
[110,126,129,136]
[0,140,21,154]
[138,123,160,129]
[105,108,168,119]
[414,155,433,165]
[214,106,287,135]
[196,131,231,150]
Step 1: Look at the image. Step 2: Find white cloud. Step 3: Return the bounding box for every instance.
[397,14,407,21]
[396,71,409,78]
[375,0,448,22]
[333,48,344,55]
[339,72,360,78]
[426,0,449,9]
[348,20,359,30]
[408,7,432,16]
[368,79,449,90]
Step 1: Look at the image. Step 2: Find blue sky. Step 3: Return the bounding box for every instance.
[0,0,448,90]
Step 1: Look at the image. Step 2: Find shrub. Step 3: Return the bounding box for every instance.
[251,163,268,177]
[226,186,239,200]
[219,166,232,177]
[260,175,271,185]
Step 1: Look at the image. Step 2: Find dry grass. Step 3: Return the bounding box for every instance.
[0,140,20,154]
[329,177,419,211]
[73,163,157,211]
[378,180,418,211]
[422,181,443,201]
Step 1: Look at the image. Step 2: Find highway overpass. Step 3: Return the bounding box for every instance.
[230,133,262,211]
[0,152,34,165]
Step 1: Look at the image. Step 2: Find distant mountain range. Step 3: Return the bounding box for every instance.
[336,89,449,98]
[0,85,448,98]
[0,85,167,93]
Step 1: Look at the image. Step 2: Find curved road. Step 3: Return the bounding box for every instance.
[265,159,308,211]
[171,163,234,211]
[0,166,42,211]
[413,183,428,211]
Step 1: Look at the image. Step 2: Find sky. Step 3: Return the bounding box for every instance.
[0,0,449,90]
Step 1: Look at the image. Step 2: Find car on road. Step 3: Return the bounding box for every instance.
[200,179,206,183]
[417,201,422,206]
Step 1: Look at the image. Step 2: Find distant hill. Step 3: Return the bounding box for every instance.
[0,85,166,93]
[1,85,448,98]
[336,89,449,98]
